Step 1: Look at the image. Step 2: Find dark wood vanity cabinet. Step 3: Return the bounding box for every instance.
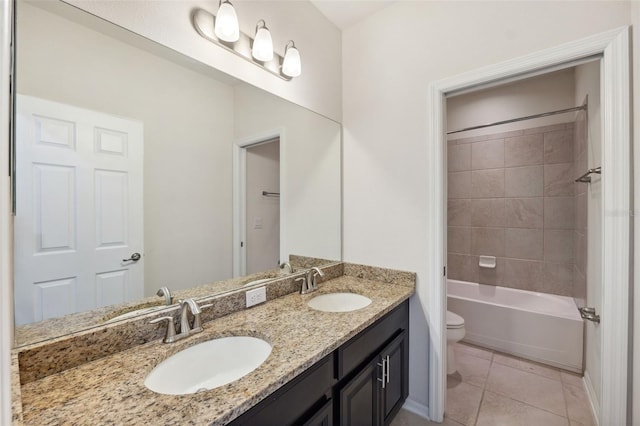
[228,300,409,426]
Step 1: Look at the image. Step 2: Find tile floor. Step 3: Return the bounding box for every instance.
[390,342,595,426]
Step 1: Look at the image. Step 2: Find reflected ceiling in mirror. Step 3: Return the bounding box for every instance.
[13,0,341,347]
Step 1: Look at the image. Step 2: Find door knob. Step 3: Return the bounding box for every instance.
[123,252,141,262]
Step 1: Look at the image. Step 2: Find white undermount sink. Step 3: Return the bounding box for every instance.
[144,336,272,395]
[307,292,372,312]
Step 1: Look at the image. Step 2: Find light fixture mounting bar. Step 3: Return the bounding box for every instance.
[192,8,291,81]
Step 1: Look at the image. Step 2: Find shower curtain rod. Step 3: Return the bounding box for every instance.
[447,103,587,135]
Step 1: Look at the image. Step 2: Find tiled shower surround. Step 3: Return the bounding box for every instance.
[447,122,578,297]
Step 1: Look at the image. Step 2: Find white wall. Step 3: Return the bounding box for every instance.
[63,0,343,123]
[447,68,576,138]
[574,60,602,411]
[342,1,631,415]
[246,141,280,274]
[18,3,235,296]
[234,84,342,262]
[632,2,640,424]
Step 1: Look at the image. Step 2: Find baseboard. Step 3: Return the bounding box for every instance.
[583,371,600,426]
[402,398,429,419]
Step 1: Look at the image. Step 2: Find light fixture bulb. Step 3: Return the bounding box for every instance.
[282,41,301,77]
[214,0,239,42]
[252,20,273,62]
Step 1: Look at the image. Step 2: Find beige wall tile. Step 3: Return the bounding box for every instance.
[574,193,587,231]
[471,169,505,198]
[543,263,573,296]
[574,231,587,273]
[448,226,471,254]
[573,265,587,304]
[471,199,505,227]
[503,258,544,289]
[471,227,505,257]
[478,257,503,286]
[544,197,574,229]
[524,122,571,135]
[504,134,543,167]
[505,228,543,260]
[448,253,479,284]
[449,172,471,199]
[448,200,471,226]
[505,166,543,197]
[544,163,574,197]
[544,129,574,164]
[472,139,504,170]
[544,230,574,262]
[504,198,543,228]
[448,143,471,172]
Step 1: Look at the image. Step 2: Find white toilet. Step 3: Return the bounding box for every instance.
[446,310,466,375]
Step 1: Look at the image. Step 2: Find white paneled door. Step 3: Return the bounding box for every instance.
[14,95,143,325]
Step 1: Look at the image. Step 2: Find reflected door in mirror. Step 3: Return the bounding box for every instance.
[14,95,144,325]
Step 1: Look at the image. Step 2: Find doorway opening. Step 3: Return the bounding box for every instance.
[425,27,630,425]
[234,135,281,276]
[444,62,601,425]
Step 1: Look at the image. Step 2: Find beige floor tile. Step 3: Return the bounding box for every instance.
[476,391,569,426]
[560,372,584,387]
[486,362,567,416]
[453,351,492,387]
[390,409,464,426]
[446,381,483,425]
[492,353,561,381]
[563,383,595,426]
[455,342,494,361]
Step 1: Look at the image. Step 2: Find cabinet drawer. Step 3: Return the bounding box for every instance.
[337,300,408,379]
[229,354,334,426]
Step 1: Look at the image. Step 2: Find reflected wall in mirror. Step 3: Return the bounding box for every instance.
[13,0,341,345]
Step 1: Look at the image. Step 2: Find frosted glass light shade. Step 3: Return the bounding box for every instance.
[282,43,301,77]
[214,1,239,42]
[252,22,273,62]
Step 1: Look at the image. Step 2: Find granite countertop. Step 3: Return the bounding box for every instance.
[18,275,414,425]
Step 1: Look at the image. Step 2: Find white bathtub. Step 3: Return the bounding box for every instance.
[447,279,584,373]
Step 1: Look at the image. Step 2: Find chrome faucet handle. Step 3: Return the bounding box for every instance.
[192,303,213,330]
[150,316,177,343]
[296,276,309,295]
[156,287,173,305]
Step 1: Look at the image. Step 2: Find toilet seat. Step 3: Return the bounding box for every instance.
[446,310,465,329]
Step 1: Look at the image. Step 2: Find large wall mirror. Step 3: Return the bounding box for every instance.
[13,0,341,346]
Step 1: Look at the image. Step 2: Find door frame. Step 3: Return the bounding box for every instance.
[426,27,631,423]
[232,128,285,277]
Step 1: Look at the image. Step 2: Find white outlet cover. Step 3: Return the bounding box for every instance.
[246,286,267,307]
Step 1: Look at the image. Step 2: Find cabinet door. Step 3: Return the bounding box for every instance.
[339,358,381,426]
[381,330,408,424]
[302,399,333,426]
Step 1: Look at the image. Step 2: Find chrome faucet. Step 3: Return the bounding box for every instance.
[280,262,295,273]
[156,287,173,305]
[180,298,202,334]
[149,298,211,343]
[306,267,325,293]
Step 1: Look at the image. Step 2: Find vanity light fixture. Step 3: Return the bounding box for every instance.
[251,20,274,62]
[282,41,301,78]
[214,0,239,42]
[192,8,301,80]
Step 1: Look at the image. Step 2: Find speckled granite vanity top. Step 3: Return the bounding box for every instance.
[16,272,414,425]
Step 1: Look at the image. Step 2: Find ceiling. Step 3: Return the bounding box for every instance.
[309,0,395,30]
